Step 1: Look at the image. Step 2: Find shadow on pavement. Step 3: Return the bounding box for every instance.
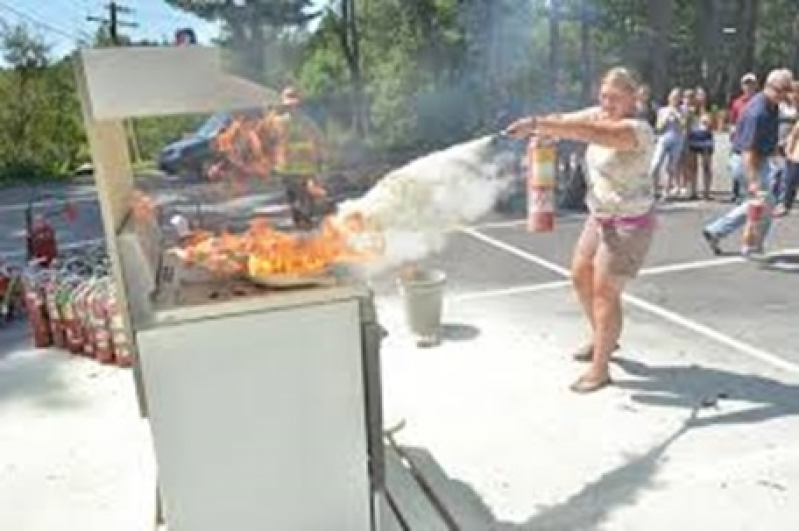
[395,357,799,529]
[441,323,481,342]
[0,319,33,357]
[399,409,698,531]
[614,357,799,428]
[759,250,799,274]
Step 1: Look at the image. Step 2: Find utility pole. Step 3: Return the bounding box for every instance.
[548,0,561,110]
[87,2,138,46]
[87,3,142,164]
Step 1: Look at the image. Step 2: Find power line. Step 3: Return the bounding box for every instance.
[0,1,80,41]
[86,1,138,45]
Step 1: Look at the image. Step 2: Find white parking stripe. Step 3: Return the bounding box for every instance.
[639,249,799,277]
[450,279,572,302]
[639,257,744,276]
[623,294,799,375]
[461,227,799,375]
[460,227,571,276]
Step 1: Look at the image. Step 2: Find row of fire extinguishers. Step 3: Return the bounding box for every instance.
[21,247,133,368]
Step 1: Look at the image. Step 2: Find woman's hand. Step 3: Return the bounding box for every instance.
[504,116,537,139]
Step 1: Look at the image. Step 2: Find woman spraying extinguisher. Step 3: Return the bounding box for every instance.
[505,67,657,394]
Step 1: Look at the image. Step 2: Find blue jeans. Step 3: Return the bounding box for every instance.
[783,160,799,211]
[705,153,775,248]
[650,134,683,188]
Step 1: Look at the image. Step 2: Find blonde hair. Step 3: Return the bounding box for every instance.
[601,67,641,94]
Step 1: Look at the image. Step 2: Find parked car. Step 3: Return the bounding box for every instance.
[158,108,265,177]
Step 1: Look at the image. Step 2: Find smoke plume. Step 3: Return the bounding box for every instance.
[335,135,516,276]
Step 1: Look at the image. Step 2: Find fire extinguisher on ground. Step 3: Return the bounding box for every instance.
[22,272,53,348]
[27,210,58,267]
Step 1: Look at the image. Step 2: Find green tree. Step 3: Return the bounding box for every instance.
[165,0,320,85]
[0,24,86,181]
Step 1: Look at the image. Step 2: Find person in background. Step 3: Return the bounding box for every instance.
[505,67,656,394]
[729,73,759,202]
[779,91,799,215]
[636,84,658,128]
[678,88,698,198]
[773,81,799,217]
[266,86,326,230]
[650,87,686,199]
[686,87,715,200]
[703,69,794,257]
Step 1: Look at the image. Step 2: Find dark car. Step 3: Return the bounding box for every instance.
[158,108,265,177]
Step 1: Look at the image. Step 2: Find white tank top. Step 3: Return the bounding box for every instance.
[584,119,656,218]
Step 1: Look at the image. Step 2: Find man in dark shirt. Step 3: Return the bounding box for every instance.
[703,68,794,256]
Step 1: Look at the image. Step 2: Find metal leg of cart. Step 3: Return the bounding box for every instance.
[155,480,165,529]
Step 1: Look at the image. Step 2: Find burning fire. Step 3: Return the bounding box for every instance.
[207,111,274,196]
[179,215,382,278]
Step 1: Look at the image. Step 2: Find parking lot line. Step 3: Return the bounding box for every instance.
[450,279,572,302]
[460,228,571,276]
[623,294,799,375]
[461,227,799,376]
[639,256,744,276]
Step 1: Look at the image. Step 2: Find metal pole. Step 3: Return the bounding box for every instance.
[548,0,561,110]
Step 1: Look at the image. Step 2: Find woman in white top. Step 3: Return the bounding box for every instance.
[651,87,686,198]
[506,67,656,393]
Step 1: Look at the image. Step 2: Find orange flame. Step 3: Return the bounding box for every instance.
[210,113,274,196]
[178,213,384,278]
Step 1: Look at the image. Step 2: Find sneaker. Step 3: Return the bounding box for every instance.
[741,247,765,260]
[702,230,722,256]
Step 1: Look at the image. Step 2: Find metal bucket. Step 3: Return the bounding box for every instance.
[397,268,446,346]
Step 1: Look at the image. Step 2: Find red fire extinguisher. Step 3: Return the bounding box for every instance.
[526,137,557,233]
[22,274,53,349]
[27,213,58,267]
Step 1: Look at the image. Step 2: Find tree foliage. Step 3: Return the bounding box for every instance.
[4,0,799,183]
[0,25,85,182]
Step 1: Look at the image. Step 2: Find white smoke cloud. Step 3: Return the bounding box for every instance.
[335,135,516,276]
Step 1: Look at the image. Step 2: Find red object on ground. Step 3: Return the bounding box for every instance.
[28,216,58,267]
[743,194,770,249]
[90,288,115,364]
[44,283,66,348]
[24,286,53,348]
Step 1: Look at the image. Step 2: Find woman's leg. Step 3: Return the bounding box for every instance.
[701,150,714,199]
[678,148,693,196]
[585,272,627,382]
[685,150,699,198]
[571,220,599,339]
[650,140,668,196]
[664,142,682,197]
[572,225,653,392]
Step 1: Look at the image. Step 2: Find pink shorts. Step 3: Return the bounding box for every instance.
[575,214,656,278]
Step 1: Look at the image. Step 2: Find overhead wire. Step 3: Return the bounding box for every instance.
[0,1,81,41]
